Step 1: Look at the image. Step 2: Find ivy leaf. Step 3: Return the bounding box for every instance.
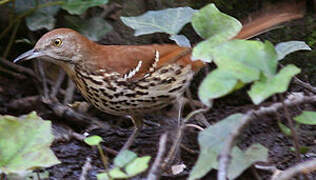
[191,3,242,62]
[0,112,60,175]
[189,114,243,180]
[64,16,112,41]
[198,69,238,106]
[125,156,151,177]
[211,40,278,80]
[84,135,103,146]
[248,64,301,104]
[121,7,197,36]
[62,0,108,15]
[294,111,316,125]
[113,150,137,168]
[17,0,60,31]
[228,144,268,179]
[275,41,311,61]
[169,34,191,47]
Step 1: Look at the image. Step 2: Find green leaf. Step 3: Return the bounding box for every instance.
[228,144,268,179]
[114,150,137,168]
[169,34,191,47]
[21,0,60,31]
[275,41,311,61]
[121,7,197,36]
[97,172,110,180]
[189,114,243,180]
[0,112,60,175]
[62,0,108,15]
[125,156,151,177]
[278,121,292,136]
[294,111,316,125]
[108,167,129,179]
[211,40,278,80]
[189,113,268,180]
[64,16,112,41]
[248,64,301,104]
[84,135,103,146]
[198,69,238,106]
[191,3,242,62]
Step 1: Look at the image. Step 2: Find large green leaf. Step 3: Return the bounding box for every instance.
[198,69,238,106]
[211,40,278,80]
[64,16,112,41]
[228,144,268,179]
[191,4,242,62]
[275,41,311,61]
[189,114,268,180]
[14,0,60,31]
[248,64,301,104]
[189,114,242,179]
[294,111,316,125]
[0,112,60,175]
[62,0,108,15]
[121,7,197,36]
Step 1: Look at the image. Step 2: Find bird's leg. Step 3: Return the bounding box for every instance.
[119,115,143,153]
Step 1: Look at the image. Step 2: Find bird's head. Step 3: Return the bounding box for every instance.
[13,28,94,65]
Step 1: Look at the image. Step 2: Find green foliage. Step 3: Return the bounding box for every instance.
[84,135,103,146]
[278,121,292,136]
[97,150,151,180]
[248,65,300,104]
[294,111,316,125]
[275,41,311,61]
[121,7,196,36]
[191,3,242,62]
[61,0,108,15]
[0,111,60,175]
[189,114,268,180]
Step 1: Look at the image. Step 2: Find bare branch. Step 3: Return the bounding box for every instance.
[147,133,168,180]
[217,94,316,180]
[272,159,316,180]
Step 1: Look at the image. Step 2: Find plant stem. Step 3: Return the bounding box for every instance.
[97,145,108,169]
[3,19,20,58]
[279,94,301,161]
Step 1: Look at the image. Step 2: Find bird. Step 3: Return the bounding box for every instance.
[13,3,304,151]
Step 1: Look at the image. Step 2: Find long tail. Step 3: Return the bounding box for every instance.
[234,1,305,39]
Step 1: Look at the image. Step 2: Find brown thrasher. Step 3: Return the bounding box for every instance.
[13,4,304,150]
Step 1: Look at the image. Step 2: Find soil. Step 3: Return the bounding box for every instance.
[0,0,316,180]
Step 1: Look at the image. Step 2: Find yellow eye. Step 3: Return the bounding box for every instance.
[53,38,62,47]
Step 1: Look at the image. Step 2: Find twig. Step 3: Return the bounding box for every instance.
[272,159,316,180]
[147,133,168,180]
[3,19,20,58]
[50,70,65,98]
[0,57,40,82]
[217,94,316,180]
[79,157,92,180]
[279,94,302,161]
[293,77,316,94]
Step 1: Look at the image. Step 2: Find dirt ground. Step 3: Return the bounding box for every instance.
[0,0,316,180]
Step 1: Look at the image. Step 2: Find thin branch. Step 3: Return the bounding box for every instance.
[63,78,75,105]
[37,61,49,98]
[272,159,316,180]
[293,77,316,94]
[217,94,316,180]
[79,157,92,180]
[3,19,21,58]
[147,133,168,180]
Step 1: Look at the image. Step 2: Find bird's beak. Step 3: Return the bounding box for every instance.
[13,49,44,63]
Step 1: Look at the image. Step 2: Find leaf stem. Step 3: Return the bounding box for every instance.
[97,144,108,169]
[3,19,20,58]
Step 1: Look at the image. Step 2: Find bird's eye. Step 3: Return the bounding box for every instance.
[53,38,62,47]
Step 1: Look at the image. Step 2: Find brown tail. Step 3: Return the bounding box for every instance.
[234,1,305,39]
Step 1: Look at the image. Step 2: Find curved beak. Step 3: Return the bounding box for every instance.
[13,49,44,63]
